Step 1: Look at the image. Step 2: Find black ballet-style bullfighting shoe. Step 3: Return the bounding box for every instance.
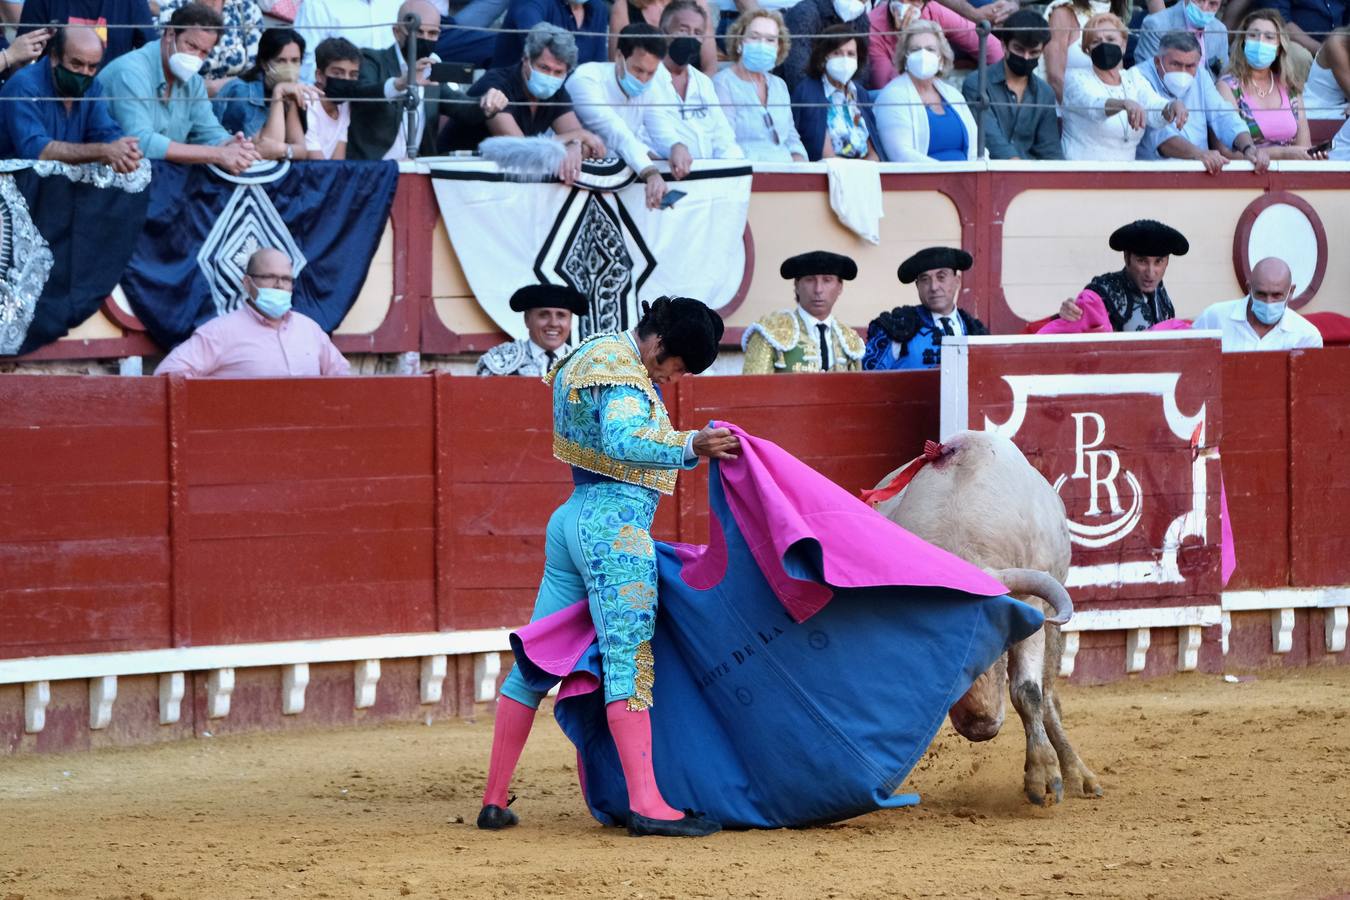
[476,796,519,830]
[626,809,722,838]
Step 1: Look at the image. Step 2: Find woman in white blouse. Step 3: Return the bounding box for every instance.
[874,19,978,162]
[1061,12,1187,161]
[713,9,808,162]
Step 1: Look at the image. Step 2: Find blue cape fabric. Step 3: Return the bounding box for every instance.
[511,460,1045,829]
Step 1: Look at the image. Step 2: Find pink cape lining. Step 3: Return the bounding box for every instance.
[1037,292,1193,335]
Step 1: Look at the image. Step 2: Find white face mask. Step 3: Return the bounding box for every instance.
[825,55,858,85]
[168,36,204,82]
[906,47,941,80]
[1162,69,1195,97]
[833,0,865,20]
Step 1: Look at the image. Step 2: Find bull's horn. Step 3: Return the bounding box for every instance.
[990,568,1073,625]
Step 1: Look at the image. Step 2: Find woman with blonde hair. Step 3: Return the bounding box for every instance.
[1061,12,1185,160]
[875,19,977,161]
[1217,9,1323,158]
[1042,0,1132,100]
[713,8,808,161]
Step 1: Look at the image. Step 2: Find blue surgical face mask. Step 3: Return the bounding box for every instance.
[741,40,777,73]
[1244,38,1279,70]
[1184,1,1216,28]
[525,63,564,99]
[1250,294,1286,325]
[253,287,293,319]
[618,59,650,98]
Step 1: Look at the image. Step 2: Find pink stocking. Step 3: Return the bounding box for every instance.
[482,697,536,809]
[605,701,681,821]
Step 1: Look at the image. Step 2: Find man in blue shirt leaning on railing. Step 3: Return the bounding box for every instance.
[0,24,142,170]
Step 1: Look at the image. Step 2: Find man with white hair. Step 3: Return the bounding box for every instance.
[443,21,605,182]
[1191,257,1323,351]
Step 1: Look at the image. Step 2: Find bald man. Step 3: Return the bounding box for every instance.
[1192,257,1323,352]
[155,248,351,378]
[344,0,508,160]
[0,25,141,171]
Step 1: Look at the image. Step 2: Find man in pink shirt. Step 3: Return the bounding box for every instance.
[155,247,351,377]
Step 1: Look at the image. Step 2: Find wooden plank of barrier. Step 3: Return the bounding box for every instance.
[177,377,436,645]
[0,376,172,660]
[947,334,1224,613]
[1288,347,1350,587]
[1220,352,1290,589]
[673,371,941,544]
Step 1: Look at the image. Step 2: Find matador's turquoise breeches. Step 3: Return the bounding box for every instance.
[500,481,661,710]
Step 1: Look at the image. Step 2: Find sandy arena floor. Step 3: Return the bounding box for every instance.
[1,667,1348,900]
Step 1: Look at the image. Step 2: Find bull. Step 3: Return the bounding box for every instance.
[870,431,1102,806]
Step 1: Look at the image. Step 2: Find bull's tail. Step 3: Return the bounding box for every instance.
[990,568,1073,625]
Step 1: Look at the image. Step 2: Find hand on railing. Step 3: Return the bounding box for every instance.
[102,136,143,174]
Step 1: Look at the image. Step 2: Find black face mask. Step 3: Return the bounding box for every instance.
[53,64,95,98]
[1089,42,1123,70]
[321,75,359,103]
[667,36,701,67]
[1005,51,1038,77]
[401,35,438,59]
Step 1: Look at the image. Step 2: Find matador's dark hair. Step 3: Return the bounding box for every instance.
[635,296,724,374]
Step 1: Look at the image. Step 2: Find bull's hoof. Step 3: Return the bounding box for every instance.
[1065,769,1104,799]
[1026,777,1063,807]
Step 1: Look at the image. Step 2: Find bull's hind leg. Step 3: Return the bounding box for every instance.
[1041,626,1103,798]
[1008,625,1063,806]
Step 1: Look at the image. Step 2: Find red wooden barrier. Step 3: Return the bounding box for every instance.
[1288,348,1350,587]
[0,377,171,660]
[175,377,437,645]
[1220,352,1290,589]
[671,371,940,545]
[946,335,1223,612]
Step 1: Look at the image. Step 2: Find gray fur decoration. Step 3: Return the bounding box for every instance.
[480,136,568,181]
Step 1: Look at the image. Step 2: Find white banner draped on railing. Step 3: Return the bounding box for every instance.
[428,157,753,344]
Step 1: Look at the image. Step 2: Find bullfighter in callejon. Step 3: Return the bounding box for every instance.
[475,283,590,377]
[863,246,990,370]
[741,251,866,373]
[477,296,739,838]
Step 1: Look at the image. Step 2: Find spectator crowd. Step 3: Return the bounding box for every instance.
[1,0,1348,171]
[0,0,1337,372]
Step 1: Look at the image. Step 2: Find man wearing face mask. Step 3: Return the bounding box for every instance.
[644,0,744,172]
[444,23,605,183]
[863,246,988,370]
[1137,31,1270,175]
[97,2,260,175]
[1133,0,1229,73]
[0,25,141,172]
[345,0,508,160]
[155,248,351,378]
[305,37,363,161]
[570,24,679,209]
[961,10,1062,160]
[780,0,871,91]
[1192,256,1322,351]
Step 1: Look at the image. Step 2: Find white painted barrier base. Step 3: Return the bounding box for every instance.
[2,591,1346,740]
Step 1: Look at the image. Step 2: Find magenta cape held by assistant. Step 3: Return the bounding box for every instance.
[507,425,1045,829]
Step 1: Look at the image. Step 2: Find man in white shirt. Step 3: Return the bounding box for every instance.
[643,0,744,169]
[476,284,588,375]
[1192,257,1323,352]
[306,37,361,160]
[295,0,402,81]
[567,23,679,209]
